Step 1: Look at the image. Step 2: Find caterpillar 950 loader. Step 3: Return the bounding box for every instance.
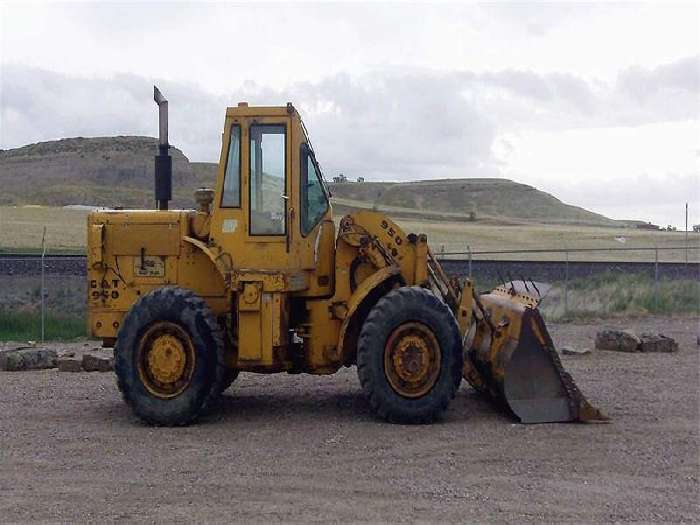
[86,87,606,426]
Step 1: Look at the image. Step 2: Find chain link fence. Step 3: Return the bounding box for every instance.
[438,246,700,320]
[0,255,85,341]
[1,244,698,341]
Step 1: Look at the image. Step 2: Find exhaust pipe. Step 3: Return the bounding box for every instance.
[153,86,172,211]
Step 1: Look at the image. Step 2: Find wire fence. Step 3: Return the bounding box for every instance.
[437,245,699,320]
[0,245,698,342]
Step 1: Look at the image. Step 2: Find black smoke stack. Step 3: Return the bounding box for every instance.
[153,86,172,211]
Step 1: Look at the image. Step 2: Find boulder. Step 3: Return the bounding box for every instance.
[82,353,114,372]
[639,333,678,353]
[561,346,591,356]
[57,357,83,372]
[595,329,641,352]
[0,348,58,371]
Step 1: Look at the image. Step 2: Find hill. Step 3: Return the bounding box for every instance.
[329,179,618,226]
[0,136,216,208]
[1,136,617,226]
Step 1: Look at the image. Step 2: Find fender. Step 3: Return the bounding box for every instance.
[336,265,403,362]
[183,236,233,287]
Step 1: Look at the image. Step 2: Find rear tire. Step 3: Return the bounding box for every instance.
[114,286,226,426]
[357,286,463,423]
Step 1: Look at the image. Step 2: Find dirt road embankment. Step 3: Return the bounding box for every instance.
[0,316,698,522]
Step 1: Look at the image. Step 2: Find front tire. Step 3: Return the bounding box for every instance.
[357,286,463,423]
[114,287,226,426]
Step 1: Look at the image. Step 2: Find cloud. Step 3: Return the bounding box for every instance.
[1,60,698,226]
[4,57,697,159]
[614,55,700,124]
[0,65,501,180]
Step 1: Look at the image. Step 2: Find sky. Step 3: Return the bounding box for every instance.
[1,1,699,227]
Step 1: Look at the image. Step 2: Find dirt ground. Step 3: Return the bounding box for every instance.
[1,315,698,523]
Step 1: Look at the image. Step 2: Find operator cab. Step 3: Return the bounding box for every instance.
[208,103,334,296]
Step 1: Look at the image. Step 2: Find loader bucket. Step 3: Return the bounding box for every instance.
[466,295,608,424]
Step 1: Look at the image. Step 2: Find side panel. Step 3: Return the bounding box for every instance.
[87,210,228,341]
[237,285,290,370]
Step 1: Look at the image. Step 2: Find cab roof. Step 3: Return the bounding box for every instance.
[225,103,296,118]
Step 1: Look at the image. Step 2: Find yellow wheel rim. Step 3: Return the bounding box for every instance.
[137,321,195,399]
[384,322,441,398]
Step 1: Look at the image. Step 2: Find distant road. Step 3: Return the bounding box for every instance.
[1,253,697,281]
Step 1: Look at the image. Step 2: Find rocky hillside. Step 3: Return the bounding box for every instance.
[0,136,216,208]
[1,136,617,226]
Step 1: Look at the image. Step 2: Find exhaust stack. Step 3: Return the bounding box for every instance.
[153,86,172,211]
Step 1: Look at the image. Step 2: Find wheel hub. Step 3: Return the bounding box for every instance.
[137,322,195,399]
[147,334,186,384]
[384,322,441,398]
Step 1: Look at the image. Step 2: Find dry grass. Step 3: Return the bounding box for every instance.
[1,205,697,262]
[405,220,698,262]
[0,206,88,252]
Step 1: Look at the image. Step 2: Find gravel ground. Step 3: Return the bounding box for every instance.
[1,315,698,523]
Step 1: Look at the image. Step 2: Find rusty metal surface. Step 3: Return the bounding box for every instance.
[383,322,441,399]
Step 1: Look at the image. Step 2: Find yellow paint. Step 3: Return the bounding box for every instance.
[85,102,550,398]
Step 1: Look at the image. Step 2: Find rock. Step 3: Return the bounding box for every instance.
[561,346,591,356]
[57,357,83,372]
[639,333,678,353]
[0,348,58,371]
[595,329,641,352]
[82,353,114,372]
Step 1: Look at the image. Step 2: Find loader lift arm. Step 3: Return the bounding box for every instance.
[335,210,607,424]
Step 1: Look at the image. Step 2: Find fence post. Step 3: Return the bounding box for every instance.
[41,227,46,343]
[564,250,569,315]
[467,245,472,280]
[685,202,688,267]
[654,247,659,312]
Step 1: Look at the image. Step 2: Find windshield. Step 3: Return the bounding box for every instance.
[301,144,329,235]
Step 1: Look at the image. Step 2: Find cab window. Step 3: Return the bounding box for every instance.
[221,124,241,207]
[300,144,329,236]
[249,124,286,235]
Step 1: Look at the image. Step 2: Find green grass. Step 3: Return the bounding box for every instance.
[0,311,86,341]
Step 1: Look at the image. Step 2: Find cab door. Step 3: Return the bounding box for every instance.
[244,118,294,269]
[296,142,334,297]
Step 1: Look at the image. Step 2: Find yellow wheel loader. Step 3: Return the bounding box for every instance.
[86,87,607,426]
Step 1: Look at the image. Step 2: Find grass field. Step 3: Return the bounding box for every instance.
[0,205,697,261]
[407,220,698,261]
[1,273,695,341]
[540,274,700,321]
[0,206,88,252]
[0,311,85,341]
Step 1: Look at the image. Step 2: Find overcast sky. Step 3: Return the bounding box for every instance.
[1,2,698,227]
